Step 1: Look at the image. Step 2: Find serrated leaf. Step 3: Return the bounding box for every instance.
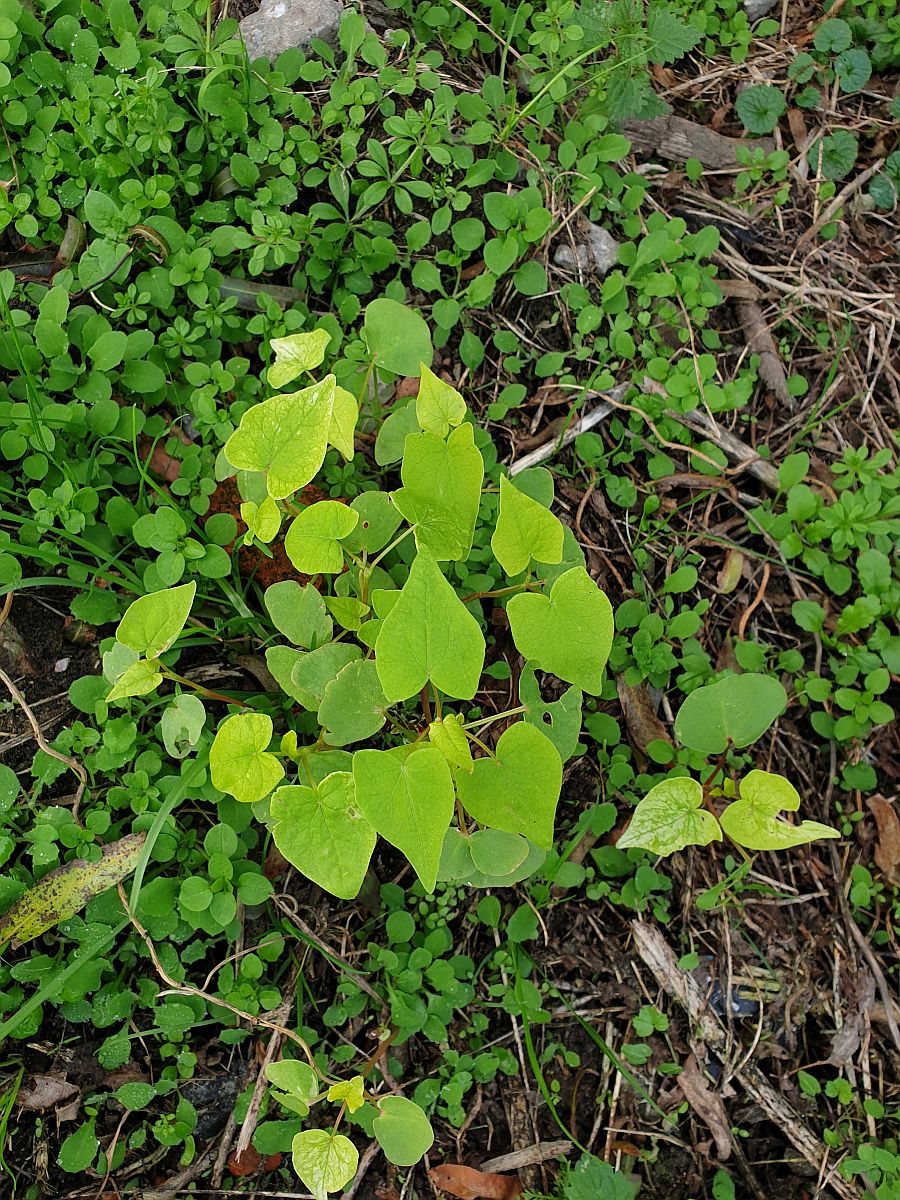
[271,774,376,899]
[372,1096,434,1167]
[720,770,840,851]
[507,567,613,695]
[428,714,473,773]
[456,722,562,848]
[115,582,195,658]
[617,777,721,855]
[106,657,163,703]
[492,475,564,576]
[210,712,285,804]
[284,501,359,575]
[267,329,331,389]
[735,84,786,135]
[375,547,485,702]
[292,1129,358,1200]
[415,364,466,437]
[264,581,333,649]
[318,659,388,746]
[0,832,145,947]
[646,5,701,64]
[224,376,336,499]
[353,745,455,891]
[328,385,359,460]
[674,673,787,755]
[392,423,483,561]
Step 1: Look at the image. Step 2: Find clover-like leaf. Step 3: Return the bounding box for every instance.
[720,770,840,851]
[284,501,359,575]
[267,329,331,389]
[674,673,787,755]
[224,376,336,500]
[456,721,562,848]
[415,364,465,437]
[507,567,613,695]
[353,745,455,891]
[392,423,483,561]
[375,547,485,702]
[492,475,564,576]
[428,714,473,773]
[318,659,388,746]
[372,1096,434,1167]
[616,777,721,856]
[115,581,195,658]
[210,712,285,804]
[271,773,376,899]
[291,1129,358,1200]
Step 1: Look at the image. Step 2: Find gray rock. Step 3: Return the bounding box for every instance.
[553,222,620,277]
[743,0,778,20]
[240,0,342,61]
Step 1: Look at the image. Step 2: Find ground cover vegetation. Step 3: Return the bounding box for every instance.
[0,0,897,1196]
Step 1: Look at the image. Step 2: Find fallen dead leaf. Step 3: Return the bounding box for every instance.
[868,796,900,882]
[429,1163,523,1200]
[676,1054,732,1161]
[227,1147,281,1176]
[716,548,745,594]
[17,1073,80,1113]
[616,678,671,756]
[394,376,420,401]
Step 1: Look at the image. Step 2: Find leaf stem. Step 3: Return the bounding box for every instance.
[462,705,527,730]
[161,667,251,708]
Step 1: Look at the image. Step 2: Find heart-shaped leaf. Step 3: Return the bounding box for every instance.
[436,828,547,888]
[372,1096,434,1167]
[291,1129,358,1200]
[519,663,583,761]
[264,581,333,648]
[376,547,485,702]
[343,491,403,555]
[491,474,564,576]
[271,773,376,899]
[267,329,331,389]
[284,501,359,575]
[428,714,473,773]
[720,770,840,851]
[107,658,163,703]
[363,298,433,377]
[617,777,722,856]
[415,364,465,437]
[116,581,195,658]
[210,712,285,804]
[290,644,362,711]
[507,567,613,695]
[328,385,359,460]
[318,659,388,747]
[456,721,562,848]
[392,423,483,561]
[353,745,455,891]
[224,376,336,500]
[327,1075,365,1113]
[468,829,530,876]
[675,674,788,755]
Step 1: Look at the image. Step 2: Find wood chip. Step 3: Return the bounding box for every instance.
[677,1054,733,1161]
[479,1141,572,1173]
[868,796,900,883]
[621,115,774,169]
[733,298,792,408]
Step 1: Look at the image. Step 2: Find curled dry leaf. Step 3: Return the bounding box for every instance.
[716,548,745,595]
[17,1073,80,1113]
[676,1054,733,1161]
[616,678,671,756]
[429,1163,523,1200]
[868,796,900,883]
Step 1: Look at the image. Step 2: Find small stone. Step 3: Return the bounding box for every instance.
[743,0,778,20]
[553,222,620,277]
[240,0,342,61]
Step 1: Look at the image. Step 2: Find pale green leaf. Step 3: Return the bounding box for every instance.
[290,643,362,711]
[720,769,840,851]
[292,1129,358,1200]
[617,777,721,855]
[271,774,376,899]
[428,714,473,773]
[372,1096,434,1167]
[160,693,206,758]
[507,567,613,695]
[319,659,388,746]
[327,1076,365,1113]
[374,400,419,466]
[0,832,145,947]
[266,645,306,701]
[328,385,359,460]
[492,475,564,576]
[284,501,359,575]
[456,722,562,848]
[353,745,455,890]
[224,376,336,500]
[437,827,546,888]
[468,828,529,876]
[323,595,370,631]
[363,298,433,377]
[115,582,195,658]
[675,674,788,755]
[241,496,281,543]
[415,364,466,437]
[264,581,333,649]
[266,1060,318,1110]
[392,423,483,561]
[106,658,163,703]
[267,329,331,389]
[375,547,485,702]
[343,491,403,554]
[210,712,285,804]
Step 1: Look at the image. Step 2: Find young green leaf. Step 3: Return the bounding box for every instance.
[428,714,474,773]
[241,496,281,543]
[115,581,195,658]
[292,1129,358,1200]
[616,778,722,856]
[376,547,485,702]
[674,674,787,755]
[720,770,840,851]
[58,1122,98,1173]
[210,712,285,804]
[266,1060,318,1109]
[224,376,336,499]
[491,474,564,576]
[353,745,455,891]
[160,693,207,758]
[318,659,388,746]
[267,329,331,389]
[456,721,562,848]
[392,423,483,561]
[327,1076,366,1113]
[271,773,376,899]
[264,581,333,649]
[415,364,466,437]
[284,501,359,575]
[290,643,362,711]
[0,832,145,947]
[328,385,359,460]
[106,657,163,703]
[507,567,613,695]
[735,85,786,135]
[363,298,433,377]
[372,1096,435,1166]
[343,491,403,554]
[468,828,530,876]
